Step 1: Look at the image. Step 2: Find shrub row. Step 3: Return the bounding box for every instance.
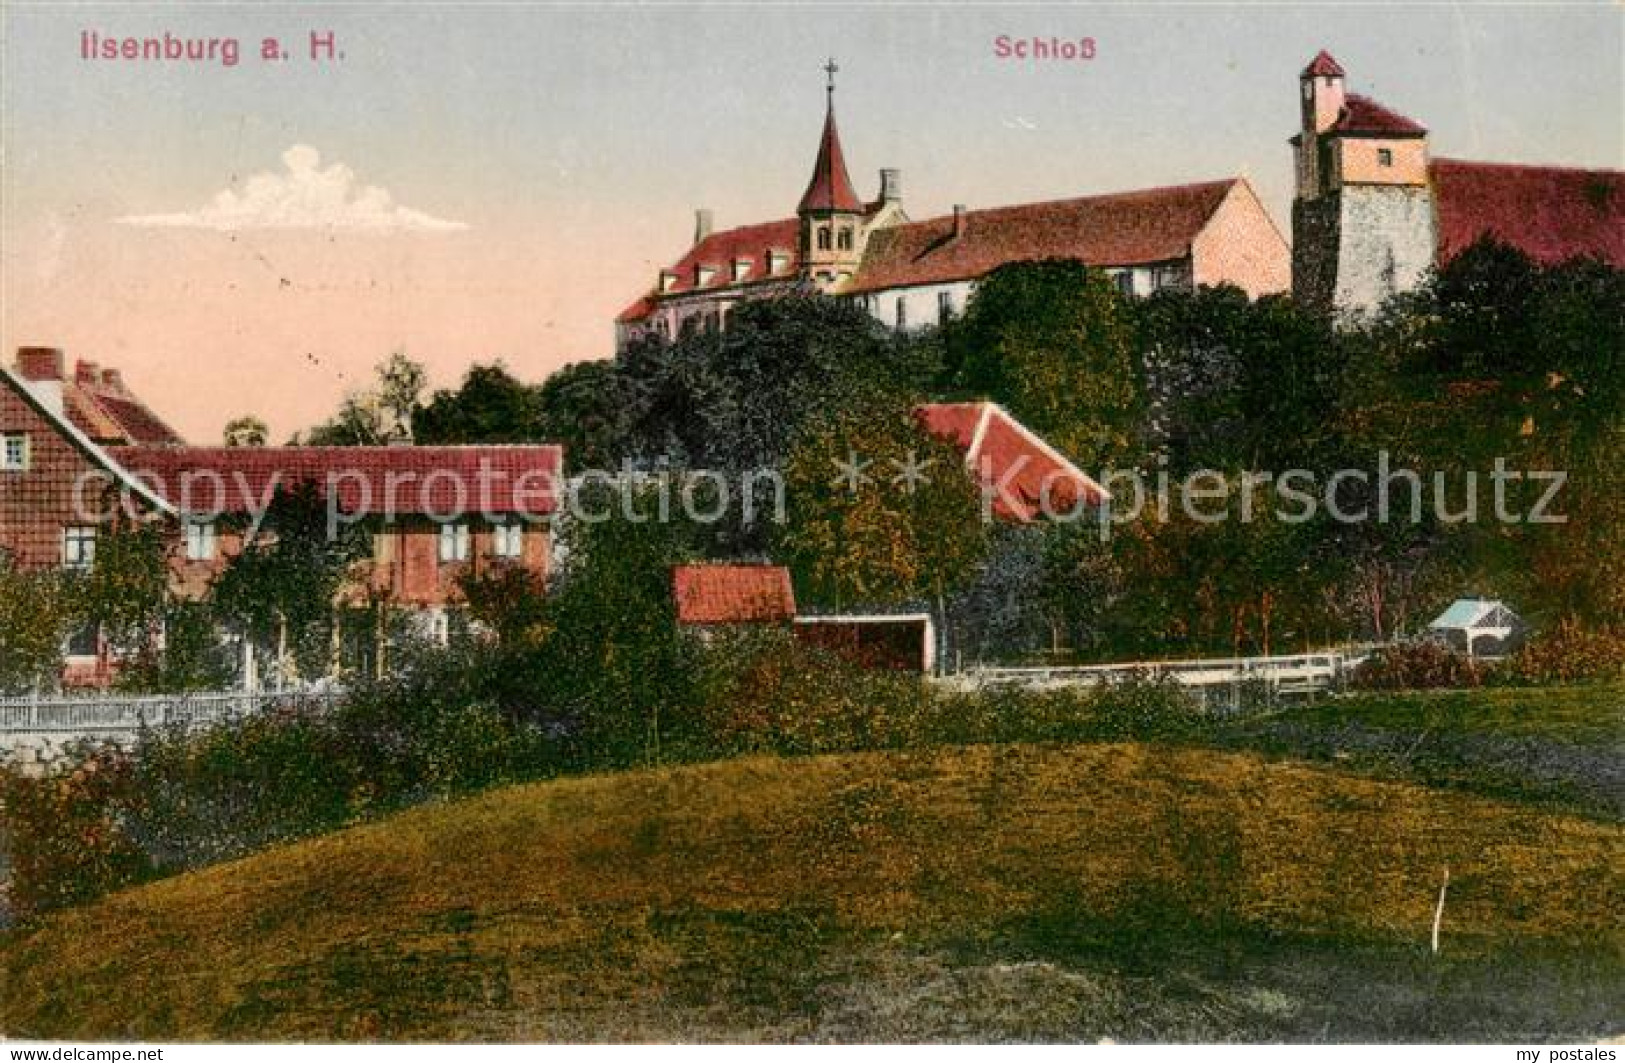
[0,632,1203,922]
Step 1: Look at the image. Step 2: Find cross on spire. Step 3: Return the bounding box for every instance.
[824,57,838,97]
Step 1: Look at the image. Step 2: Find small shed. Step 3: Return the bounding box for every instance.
[793,613,937,673]
[1426,598,1526,659]
[672,563,797,628]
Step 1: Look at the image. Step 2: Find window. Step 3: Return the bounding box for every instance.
[426,610,451,646]
[62,525,96,569]
[184,520,217,561]
[938,290,953,324]
[816,226,832,251]
[491,521,524,560]
[1,432,29,471]
[894,297,908,330]
[438,522,470,563]
[1115,271,1136,297]
[837,227,854,251]
[1377,147,1394,167]
[65,621,99,658]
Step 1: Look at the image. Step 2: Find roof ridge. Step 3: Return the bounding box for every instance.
[1433,156,1625,177]
[915,177,1239,226]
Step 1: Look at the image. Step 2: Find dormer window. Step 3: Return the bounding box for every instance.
[767,249,789,275]
[659,270,678,293]
[695,264,717,287]
[733,257,753,282]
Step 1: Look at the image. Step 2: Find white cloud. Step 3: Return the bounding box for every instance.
[117,145,468,232]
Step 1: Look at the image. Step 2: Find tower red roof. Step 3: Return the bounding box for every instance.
[1331,94,1428,137]
[797,102,864,214]
[1301,50,1346,78]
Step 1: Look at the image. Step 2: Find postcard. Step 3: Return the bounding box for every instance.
[1,1,1621,1051]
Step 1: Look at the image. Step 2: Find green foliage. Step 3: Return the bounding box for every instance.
[303,353,427,445]
[945,259,1141,472]
[622,295,935,475]
[1350,642,1485,691]
[113,601,234,694]
[0,561,73,694]
[0,747,154,918]
[415,362,549,445]
[78,520,169,652]
[210,482,369,678]
[1495,622,1625,685]
[222,415,268,447]
[777,404,988,610]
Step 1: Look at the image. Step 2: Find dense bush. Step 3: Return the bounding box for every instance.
[2,646,557,921]
[1350,641,1484,691]
[690,629,1206,757]
[1495,623,1625,685]
[0,746,154,918]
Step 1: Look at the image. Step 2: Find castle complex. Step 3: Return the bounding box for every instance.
[619,51,1623,341]
[615,62,1289,349]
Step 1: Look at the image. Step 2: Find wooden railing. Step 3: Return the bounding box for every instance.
[942,647,1378,701]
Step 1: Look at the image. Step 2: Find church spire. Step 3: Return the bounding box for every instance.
[797,58,863,215]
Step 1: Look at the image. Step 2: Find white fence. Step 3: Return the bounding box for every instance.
[0,689,336,735]
[943,648,1376,702]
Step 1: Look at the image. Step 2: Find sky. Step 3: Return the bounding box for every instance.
[2,3,1620,442]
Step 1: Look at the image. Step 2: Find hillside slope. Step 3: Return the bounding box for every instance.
[3,742,1621,1042]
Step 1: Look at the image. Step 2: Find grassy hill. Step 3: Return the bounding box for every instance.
[3,741,1621,1042]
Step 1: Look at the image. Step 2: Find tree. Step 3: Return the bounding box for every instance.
[79,520,170,654]
[210,482,370,681]
[776,404,987,611]
[622,295,932,476]
[416,362,546,446]
[223,416,268,448]
[0,561,73,693]
[945,260,1142,474]
[534,360,629,473]
[304,353,427,445]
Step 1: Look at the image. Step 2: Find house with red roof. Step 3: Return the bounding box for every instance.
[914,402,1108,522]
[1291,50,1624,313]
[2,348,561,686]
[616,67,1289,349]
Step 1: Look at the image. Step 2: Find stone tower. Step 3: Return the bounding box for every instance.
[797,60,866,289]
[1291,51,1436,314]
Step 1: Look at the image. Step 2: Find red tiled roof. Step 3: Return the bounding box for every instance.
[1301,50,1345,78]
[847,179,1237,294]
[619,217,802,321]
[62,386,127,443]
[1430,158,1625,268]
[87,391,184,445]
[106,445,563,518]
[616,294,656,324]
[797,104,864,214]
[914,402,1108,522]
[1331,94,1427,137]
[673,564,797,624]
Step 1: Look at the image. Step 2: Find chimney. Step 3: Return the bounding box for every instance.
[879,169,902,205]
[101,368,126,393]
[952,204,968,239]
[75,360,101,386]
[694,208,714,244]
[15,346,65,382]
